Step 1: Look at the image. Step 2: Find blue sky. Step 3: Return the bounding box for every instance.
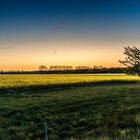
[1,0,140,39]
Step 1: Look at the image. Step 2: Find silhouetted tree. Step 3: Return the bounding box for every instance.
[38,65,47,71]
[119,46,140,76]
[93,66,98,69]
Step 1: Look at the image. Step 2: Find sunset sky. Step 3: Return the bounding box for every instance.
[0,0,140,70]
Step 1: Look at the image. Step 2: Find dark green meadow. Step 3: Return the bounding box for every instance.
[0,83,140,140]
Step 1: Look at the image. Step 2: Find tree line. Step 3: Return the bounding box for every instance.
[0,67,127,74]
[39,65,104,71]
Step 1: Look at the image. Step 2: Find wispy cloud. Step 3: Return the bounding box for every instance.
[52,23,65,31]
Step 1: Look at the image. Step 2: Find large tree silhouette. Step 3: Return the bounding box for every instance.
[119,46,140,76]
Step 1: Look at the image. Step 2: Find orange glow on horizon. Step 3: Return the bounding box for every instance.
[0,37,136,71]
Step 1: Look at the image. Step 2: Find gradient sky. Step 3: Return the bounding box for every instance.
[0,0,140,70]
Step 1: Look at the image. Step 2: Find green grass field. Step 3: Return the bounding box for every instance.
[0,74,140,140]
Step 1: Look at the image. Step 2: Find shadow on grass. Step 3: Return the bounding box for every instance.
[0,80,139,94]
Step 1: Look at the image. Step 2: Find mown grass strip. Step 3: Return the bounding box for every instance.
[0,80,139,94]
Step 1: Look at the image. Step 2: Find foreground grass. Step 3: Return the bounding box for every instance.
[0,83,140,140]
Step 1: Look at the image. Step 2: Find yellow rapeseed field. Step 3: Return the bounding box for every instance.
[0,74,139,88]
